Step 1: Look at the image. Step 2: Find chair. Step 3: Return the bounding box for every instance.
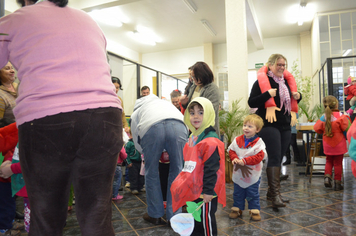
[307,133,326,183]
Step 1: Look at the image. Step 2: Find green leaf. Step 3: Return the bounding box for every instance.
[0,33,8,35]
[219,98,250,147]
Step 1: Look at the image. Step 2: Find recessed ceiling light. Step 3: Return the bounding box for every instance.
[88,6,129,27]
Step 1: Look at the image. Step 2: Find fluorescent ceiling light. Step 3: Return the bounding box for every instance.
[343,49,352,57]
[88,6,129,27]
[201,19,217,36]
[182,0,197,13]
[128,26,162,46]
[297,2,307,26]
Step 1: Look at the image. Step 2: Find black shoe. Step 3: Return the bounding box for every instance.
[283,160,291,165]
[280,174,289,181]
[143,213,163,225]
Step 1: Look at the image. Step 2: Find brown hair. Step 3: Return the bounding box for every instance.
[266,54,288,69]
[322,95,338,137]
[243,114,264,131]
[170,90,181,98]
[192,62,214,86]
[188,101,203,112]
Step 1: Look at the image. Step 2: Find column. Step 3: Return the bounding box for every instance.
[225,0,249,108]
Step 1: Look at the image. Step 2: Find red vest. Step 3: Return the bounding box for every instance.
[171,137,226,212]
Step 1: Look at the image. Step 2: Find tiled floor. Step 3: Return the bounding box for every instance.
[20,157,356,236]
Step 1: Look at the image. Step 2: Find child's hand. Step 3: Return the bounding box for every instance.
[202,194,213,203]
[127,163,133,168]
[236,159,245,166]
[0,161,13,179]
[231,159,239,165]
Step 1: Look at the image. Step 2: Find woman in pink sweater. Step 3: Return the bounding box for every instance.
[0,1,123,235]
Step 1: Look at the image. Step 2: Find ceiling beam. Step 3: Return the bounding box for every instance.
[245,0,264,50]
[69,0,141,12]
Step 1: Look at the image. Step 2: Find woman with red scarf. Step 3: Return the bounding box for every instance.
[248,54,302,208]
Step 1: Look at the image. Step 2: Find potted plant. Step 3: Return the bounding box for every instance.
[219,98,250,183]
[291,60,318,122]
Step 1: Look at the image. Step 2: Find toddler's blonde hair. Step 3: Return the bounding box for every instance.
[243,114,264,131]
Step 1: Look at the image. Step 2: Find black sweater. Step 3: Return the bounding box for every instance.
[248,76,302,131]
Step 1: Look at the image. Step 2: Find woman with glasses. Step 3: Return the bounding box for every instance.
[248,54,302,208]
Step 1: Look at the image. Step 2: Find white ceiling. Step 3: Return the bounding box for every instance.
[4,0,356,54]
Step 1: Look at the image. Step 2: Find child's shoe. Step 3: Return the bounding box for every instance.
[125,182,130,188]
[112,194,124,200]
[140,187,146,192]
[229,207,242,219]
[334,180,344,191]
[324,174,332,188]
[131,190,139,195]
[249,209,261,221]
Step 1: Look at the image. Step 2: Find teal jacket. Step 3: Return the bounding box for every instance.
[125,139,142,164]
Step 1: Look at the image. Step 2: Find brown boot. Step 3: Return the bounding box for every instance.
[334,180,344,191]
[229,207,242,219]
[266,167,286,208]
[267,187,289,203]
[249,209,261,221]
[324,174,332,188]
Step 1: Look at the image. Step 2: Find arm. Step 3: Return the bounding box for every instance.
[248,80,272,108]
[202,147,220,196]
[200,83,220,117]
[242,150,265,165]
[10,162,21,174]
[313,119,325,134]
[0,123,18,152]
[340,115,351,132]
[124,143,134,164]
[0,97,5,119]
[229,149,239,162]
[118,97,129,129]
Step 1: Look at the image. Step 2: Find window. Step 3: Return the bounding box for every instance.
[332,67,343,83]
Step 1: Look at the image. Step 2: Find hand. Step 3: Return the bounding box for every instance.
[236,159,245,166]
[290,111,298,127]
[234,165,253,178]
[268,88,277,97]
[127,163,133,168]
[0,161,13,179]
[292,92,300,100]
[231,159,238,165]
[202,194,213,203]
[180,95,189,106]
[265,106,281,123]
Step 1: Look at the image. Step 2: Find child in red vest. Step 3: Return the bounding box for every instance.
[171,97,226,236]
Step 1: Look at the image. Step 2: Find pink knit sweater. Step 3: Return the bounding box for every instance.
[0,1,121,125]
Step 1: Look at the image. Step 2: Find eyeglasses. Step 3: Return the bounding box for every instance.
[276,64,286,68]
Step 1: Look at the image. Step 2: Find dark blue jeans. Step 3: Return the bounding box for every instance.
[0,182,16,230]
[18,107,122,236]
[233,177,261,210]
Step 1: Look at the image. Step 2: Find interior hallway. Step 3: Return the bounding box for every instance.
[17,157,356,236]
